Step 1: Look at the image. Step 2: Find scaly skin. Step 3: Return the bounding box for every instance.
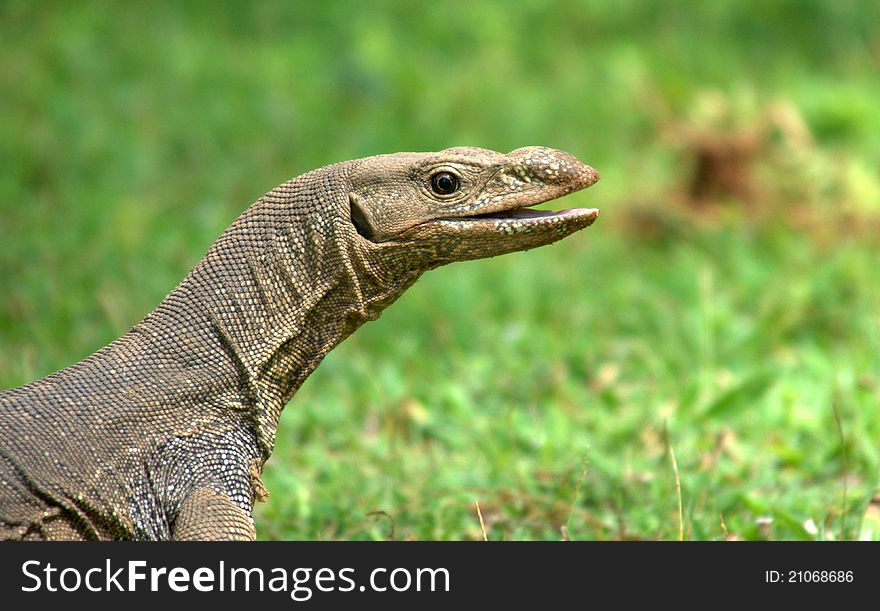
[0,146,599,540]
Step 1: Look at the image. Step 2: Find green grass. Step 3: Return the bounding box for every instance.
[1,1,879,540]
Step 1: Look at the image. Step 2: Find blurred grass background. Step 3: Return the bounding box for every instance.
[2,0,879,540]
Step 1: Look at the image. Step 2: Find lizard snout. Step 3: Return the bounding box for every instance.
[505,146,600,190]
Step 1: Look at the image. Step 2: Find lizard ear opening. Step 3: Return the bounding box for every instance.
[349,193,376,241]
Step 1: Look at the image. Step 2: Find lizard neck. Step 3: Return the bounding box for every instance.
[136,167,421,460]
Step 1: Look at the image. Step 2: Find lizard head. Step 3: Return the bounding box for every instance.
[346,146,600,266]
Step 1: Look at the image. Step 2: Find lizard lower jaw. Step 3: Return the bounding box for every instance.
[434,206,600,232]
[466,206,598,221]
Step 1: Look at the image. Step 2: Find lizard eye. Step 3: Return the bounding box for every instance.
[430,171,460,196]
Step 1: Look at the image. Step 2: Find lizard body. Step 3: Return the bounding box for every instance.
[0,146,599,540]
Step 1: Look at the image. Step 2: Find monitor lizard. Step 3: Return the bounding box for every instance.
[0,146,600,540]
